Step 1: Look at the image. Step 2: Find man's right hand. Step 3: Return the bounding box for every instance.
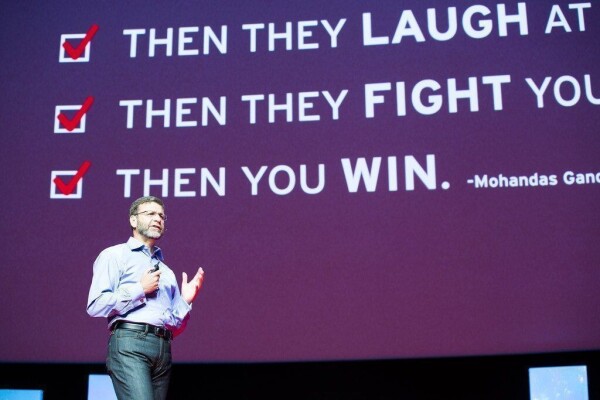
[141,268,162,294]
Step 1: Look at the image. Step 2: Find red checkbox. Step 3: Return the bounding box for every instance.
[62,24,99,60]
[57,96,94,131]
[53,161,92,195]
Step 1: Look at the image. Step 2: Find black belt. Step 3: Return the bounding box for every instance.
[112,321,173,341]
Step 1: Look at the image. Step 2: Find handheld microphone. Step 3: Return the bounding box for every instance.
[151,261,160,272]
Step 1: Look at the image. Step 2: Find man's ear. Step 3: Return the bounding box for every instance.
[129,215,137,229]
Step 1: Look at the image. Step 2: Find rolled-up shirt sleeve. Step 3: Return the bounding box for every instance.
[162,288,192,332]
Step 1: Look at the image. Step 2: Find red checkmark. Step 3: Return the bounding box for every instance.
[63,24,99,60]
[53,161,92,195]
[57,96,94,131]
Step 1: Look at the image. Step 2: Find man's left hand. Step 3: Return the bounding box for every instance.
[181,267,204,305]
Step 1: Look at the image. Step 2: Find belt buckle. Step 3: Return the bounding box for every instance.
[154,326,166,339]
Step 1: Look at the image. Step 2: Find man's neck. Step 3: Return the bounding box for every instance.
[132,231,156,252]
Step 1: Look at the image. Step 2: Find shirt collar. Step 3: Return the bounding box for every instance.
[126,236,164,261]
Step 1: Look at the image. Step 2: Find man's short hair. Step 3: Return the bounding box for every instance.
[129,196,165,218]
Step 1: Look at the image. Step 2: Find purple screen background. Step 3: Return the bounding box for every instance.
[1,0,599,363]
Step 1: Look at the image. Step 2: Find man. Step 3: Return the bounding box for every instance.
[87,196,204,399]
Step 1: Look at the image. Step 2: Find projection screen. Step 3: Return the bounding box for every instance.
[1,0,599,363]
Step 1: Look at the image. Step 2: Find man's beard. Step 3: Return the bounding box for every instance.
[138,225,163,239]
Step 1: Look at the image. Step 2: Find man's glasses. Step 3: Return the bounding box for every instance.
[135,211,167,221]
